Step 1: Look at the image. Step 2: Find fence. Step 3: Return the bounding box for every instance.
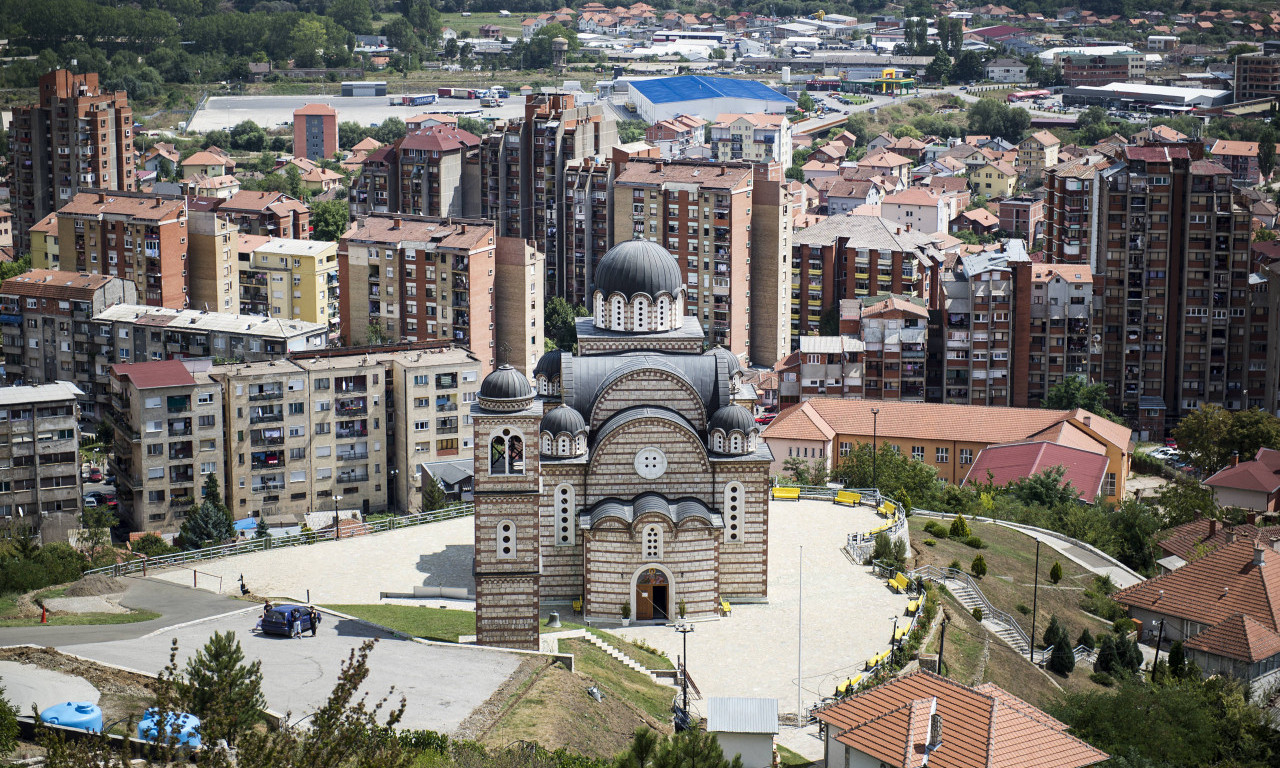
[87,502,475,577]
[907,563,1032,656]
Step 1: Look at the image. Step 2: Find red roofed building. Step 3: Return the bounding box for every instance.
[1204,447,1280,514]
[1208,138,1263,185]
[350,125,481,218]
[963,440,1110,501]
[1114,536,1280,693]
[815,671,1108,768]
[293,103,339,161]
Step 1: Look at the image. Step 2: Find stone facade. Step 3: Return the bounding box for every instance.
[472,240,771,649]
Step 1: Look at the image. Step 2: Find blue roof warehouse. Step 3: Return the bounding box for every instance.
[628,75,795,124]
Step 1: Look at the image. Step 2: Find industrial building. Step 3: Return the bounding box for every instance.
[628,76,795,124]
[1061,83,1233,110]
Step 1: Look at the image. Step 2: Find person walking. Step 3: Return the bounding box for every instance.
[291,608,303,639]
[309,607,320,636]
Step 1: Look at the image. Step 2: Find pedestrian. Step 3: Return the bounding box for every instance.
[309,607,320,636]
[291,608,302,639]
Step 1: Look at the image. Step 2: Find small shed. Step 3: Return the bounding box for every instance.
[342,81,387,97]
[705,697,778,768]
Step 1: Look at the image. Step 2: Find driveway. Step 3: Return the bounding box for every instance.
[57,608,524,734]
[616,498,909,720]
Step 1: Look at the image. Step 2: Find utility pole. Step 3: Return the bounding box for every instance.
[797,544,803,726]
[675,623,694,724]
[1029,539,1040,663]
[871,407,880,492]
[1152,619,1166,670]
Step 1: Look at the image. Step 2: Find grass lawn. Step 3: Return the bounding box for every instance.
[910,519,1111,653]
[589,629,676,670]
[0,610,160,628]
[777,745,814,768]
[559,637,675,723]
[323,604,476,642]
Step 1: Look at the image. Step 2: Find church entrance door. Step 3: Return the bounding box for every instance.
[636,568,669,622]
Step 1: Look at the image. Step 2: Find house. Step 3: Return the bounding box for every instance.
[419,459,474,501]
[142,142,180,175]
[1204,447,1280,514]
[972,160,1018,198]
[278,157,344,193]
[1153,517,1280,571]
[645,114,708,159]
[802,158,842,181]
[986,57,1030,82]
[1253,200,1278,228]
[954,206,1000,235]
[826,179,883,215]
[810,131,858,165]
[479,23,503,38]
[1113,536,1280,697]
[881,188,948,234]
[181,149,234,179]
[1016,130,1061,175]
[963,441,1112,502]
[1208,139,1263,185]
[705,697,778,768]
[814,672,1108,768]
[859,149,913,183]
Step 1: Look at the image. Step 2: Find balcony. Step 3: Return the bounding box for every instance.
[336,398,367,416]
[249,410,284,424]
[337,452,369,462]
[248,388,283,401]
[336,471,369,484]
[170,496,195,509]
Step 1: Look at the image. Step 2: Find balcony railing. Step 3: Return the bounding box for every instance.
[249,412,284,424]
[336,472,369,484]
[337,452,369,462]
[248,390,283,401]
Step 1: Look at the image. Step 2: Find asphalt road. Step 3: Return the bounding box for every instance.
[0,578,245,648]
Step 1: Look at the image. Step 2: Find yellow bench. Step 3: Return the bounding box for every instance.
[720,599,732,617]
[838,673,864,695]
[869,524,890,536]
[835,490,862,506]
[772,487,800,501]
[906,599,920,614]
[878,503,894,517]
[889,573,910,593]
[895,626,909,641]
[572,597,582,613]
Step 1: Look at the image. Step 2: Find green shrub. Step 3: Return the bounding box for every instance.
[923,520,949,538]
[1113,616,1134,636]
[970,554,987,578]
[948,559,963,571]
[1077,628,1095,650]
[963,535,986,549]
[949,514,971,539]
[1016,603,1030,615]
[923,538,937,547]
[972,606,983,621]
[1049,561,1063,584]
[1089,671,1114,687]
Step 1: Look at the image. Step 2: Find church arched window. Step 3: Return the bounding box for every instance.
[541,433,553,454]
[643,523,662,560]
[723,482,743,544]
[656,296,670,330]
[555,484,575,546]
[634,297,648,331]
[730,433,743,454]
[557,435,570,455]
[489,435,507,475]
[611,295,625,330]
[595,293,606,326]
[712,431,725,453]
[507,434,524,474]
[496,520,516,559]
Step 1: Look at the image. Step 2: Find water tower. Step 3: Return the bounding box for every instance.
[552,37,569,73]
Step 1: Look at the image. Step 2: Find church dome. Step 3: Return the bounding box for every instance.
[533,350,562,380]
[708,404,756,436]
[540,405,586,436]
[478,364,534,411]
[593,239,683,299]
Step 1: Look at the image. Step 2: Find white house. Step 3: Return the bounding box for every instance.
[985,58,1029,82]
[706,698,778,768]
[880,188,948,234]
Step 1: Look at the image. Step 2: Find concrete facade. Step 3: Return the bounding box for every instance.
[0,382,84,537]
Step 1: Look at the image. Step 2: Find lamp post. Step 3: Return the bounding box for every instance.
[332,494,343,538]
[674,622,694,728]
[388,468,398,515]
[870,407,880,493]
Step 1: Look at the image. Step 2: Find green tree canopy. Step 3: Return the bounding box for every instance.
[290,17,328,69]
[326,0,372,35]
[1174,405,1280,475]
[181,499,234,549]
[1041,377,1121,422]
[177,630,265,746]
[311,199,350,242]
[833,442,940,508]
[545,297,588,351]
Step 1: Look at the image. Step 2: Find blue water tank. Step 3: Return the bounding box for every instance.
[137,709,202,748]
[39,702,103,732]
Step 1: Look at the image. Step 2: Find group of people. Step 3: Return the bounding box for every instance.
[260,601,322,638]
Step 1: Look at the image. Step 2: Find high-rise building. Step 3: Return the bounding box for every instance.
[55,191,190,308]
[709,113,792,166]
[479,94,618,299]
[237,237,339,330]
[1234,44,1280,103]
[0,382,84,540]
[10,70,136,253]
[0,270,137,418]
[293,103,338,162]
[338,214,545,376]
[1043,154,1113,265]
[94,304,329,366]
[1026,262,1099,406]
[185,198,238,314]
[349,125,481,219]
[109,359,223,534]
[610,158,791,364]
[215,191,311,239]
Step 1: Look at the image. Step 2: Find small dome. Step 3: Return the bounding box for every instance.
[540,405,586,436]
[707,346,743,377]
[709,404,756,436]
[533,349,563,380]
[478,364,534,410]
[593,239,683,300]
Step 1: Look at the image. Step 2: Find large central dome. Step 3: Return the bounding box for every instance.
[593,239,683,299]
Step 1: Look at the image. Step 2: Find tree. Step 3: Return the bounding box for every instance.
[1008,466,1080,508]
[177,631,265,746]
[949,513,970,540]
[783,456,829,487]
[1077,628,1095,650]
[926,50,952,84]
[1174,405,1280,475]
[0,254,31,281]
[967,98,1030,144]
[1257,228,1277,242]
[311,199,350,242]
[1041,377,1120,421]
[617,119,648,143]
[833,442,940,508]
[290,17,328,69]
[618,727,745,768]
[372,116,407,145]
[1048,631,1076,675]
[1049,560,1063,584]
[338,120,370,150]
[327,0,373,35]
[229,119,265,152]
[970,553,987,578]
[1043,614,1064,649]
[1153,478,1218,527]
[419,473,446,513]
[255,516,270,540]
[181,499,234,549]
[443,36,458,60]
[79,505,117,560]
[456,115,488,138]
[1260,127,1276,178]
[1168,640,1187,679]
[382,17,422,56]
[1094,633,1117,674]
[545,296,588,351]
[797,91,816,113]
[953,50,984,83]
[0,684,16,755]
[133,533,176,558]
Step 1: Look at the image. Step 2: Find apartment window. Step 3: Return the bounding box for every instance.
[197,393,213,405]
[413,375,429,386]
[144,397,162,409]
[288,426,305,437]
[959,448,972,465]
[911,446,924,461]
[935,447,949,463]
[289,447,306,460]
[288,402,304,415]
[839,441,852,456]
[200,462,217,474]
[147,444,163,456]
[314,378,330,390]
[415,420,429,431]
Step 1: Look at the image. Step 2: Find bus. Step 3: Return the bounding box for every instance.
[1008,89,1051,103]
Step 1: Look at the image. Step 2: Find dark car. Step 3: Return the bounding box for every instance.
[104,474,116,486]
[259,604,314,637]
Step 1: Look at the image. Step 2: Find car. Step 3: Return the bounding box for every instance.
[82,496,98,508]
[755,413,777,425]
[259,604,315,637]
[104,474,116,486]
[88,468,103,482]
[959,86,968,91]
[1164,437,1178,448]
[85,491,106,504]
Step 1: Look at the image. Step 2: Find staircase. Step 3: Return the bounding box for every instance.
[581,632,669,685]
[912,565,1038,662]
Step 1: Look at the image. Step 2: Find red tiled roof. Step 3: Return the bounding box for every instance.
[0,269,120,300]
[1114,538,1280,631]
[1204,447,1280,494]
[1183,612,1280,662]
[110,359,196,390]
[814,671,1108,768]
[398,125,481,152]
[1210,139,1259,157]
[294,103,338,116]
[1154,518,1280,560]
[962,441,1110,502]
[883,188,942,207]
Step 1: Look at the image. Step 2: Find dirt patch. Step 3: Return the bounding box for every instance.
[65,574,129,597]
[0,646,157,729]
[454,655,548,740]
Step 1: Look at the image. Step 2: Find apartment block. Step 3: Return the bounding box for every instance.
[1060,51,1146,86]
[349,125,482,218]
[1043,154,1113,264]
[212,345,481,524]
[10,70,136,253]
[293,103,338,162]
[999,195,1045,241]
[186,198,238,314]
[0,382,84,538]
[1092,145,1258,436]
[478,93,618,300]
[94,304,328,366]
[29,213,61,270]
[338,214,544,375]
[56,191,190,308]
[1234,47,1280,102]
[645,115,708,159]
[1026,263,1099,406]
[790,213,944,342]
[494,237,546,384]
[0,270,137,418]
[748,162,795,367]
[1016,131,1062,177]
[215,191,311,239]
[560,156,613,304]
[109,359,223,534]
[611,158,791,362]
[237,237,339,331]
[710,113,792,166]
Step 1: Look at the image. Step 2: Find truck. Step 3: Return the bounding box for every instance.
[437,87,479,99]
[392,94,437,106]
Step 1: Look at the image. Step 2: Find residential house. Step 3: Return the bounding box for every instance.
[985,58,1030,82]
[1204,448,1280,514]
[710,113,792,165]
[645,115,708,159]
[1016,130,1062,176]
[972,160,1018,197]
[881,188,948,234]
[1209,139,1263,185]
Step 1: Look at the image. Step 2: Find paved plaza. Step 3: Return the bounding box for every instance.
[58,607,523,734]
[188,94,529,133]
[616,498,909,720]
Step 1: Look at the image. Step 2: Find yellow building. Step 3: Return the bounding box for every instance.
[238,237,339,330]
[972,160,1018,198]
[28,213,61,270]
[1016,130,1061,176]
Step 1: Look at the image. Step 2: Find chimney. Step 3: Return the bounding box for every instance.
[896,227,901,235]
[906,223,912,232]
[392,217,402,230]
[1083,415,1092,427]
[1225,529,1237,544]
[1231,451,1240,467]
[1254,542,1266,567]
[654,160,663,172]
[1247,512,1257,526]
[1209,519,1218,538]
[97,192,106,203]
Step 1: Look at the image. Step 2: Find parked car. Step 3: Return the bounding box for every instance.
[1165,437,1178,448]
[88,468,103,482]
[104,474,116,486]
[259,604,314,637]
[82,496,98,508]
[755,413,777,425]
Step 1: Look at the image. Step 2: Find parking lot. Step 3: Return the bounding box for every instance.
[57,605,525,733]
[188,94,531,133]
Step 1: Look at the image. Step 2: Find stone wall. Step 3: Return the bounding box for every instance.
[713,463,770,599]
[589,370,707,432]
[583,517,720,619]
[583,418,712,505]
[475,573,541,650]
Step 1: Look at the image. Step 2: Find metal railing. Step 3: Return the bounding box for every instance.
[87,502,476,577]
[907,563,1032,655]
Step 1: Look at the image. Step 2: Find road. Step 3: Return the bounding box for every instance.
[0,578,245,647]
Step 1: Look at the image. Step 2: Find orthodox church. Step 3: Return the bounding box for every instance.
[470,239,773,649]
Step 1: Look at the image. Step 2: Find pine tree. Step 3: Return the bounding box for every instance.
[1124,634,1144,673]
[177,631,265,746]
[1077,628,1095,650]
[970,554,987,578]
[255,516,270,540]
[181,499,234,549]
[1048,633,1076,675]
[1049,560,1063,584]
[949,513,970,539]
[1043,614,1064,649]
[1168,640,1187,679]
[419,473,447,513]
[1094,633,1117,674]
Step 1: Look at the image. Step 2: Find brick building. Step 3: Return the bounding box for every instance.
[1060,51,1145,87]
[349,125,482,218]
[998,195,1044,241]
[10,71,136,253]
[472,240,770,649]
[215,191,311,239]
[1234,46,1280,102]
[293,103,338,161]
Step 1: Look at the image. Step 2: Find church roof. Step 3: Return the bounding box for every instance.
[563,351,734,420]
[593,239,684,299]
[583,492,722,528]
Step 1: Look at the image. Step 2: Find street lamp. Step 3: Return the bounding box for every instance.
[890,614,900,663]
[388,468,399,515]
[870,407,880,494]
[332,494,343,538]
[674,622,694,729]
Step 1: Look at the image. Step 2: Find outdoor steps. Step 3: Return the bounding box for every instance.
[581,632,668,685]
[943,578,1030,657]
